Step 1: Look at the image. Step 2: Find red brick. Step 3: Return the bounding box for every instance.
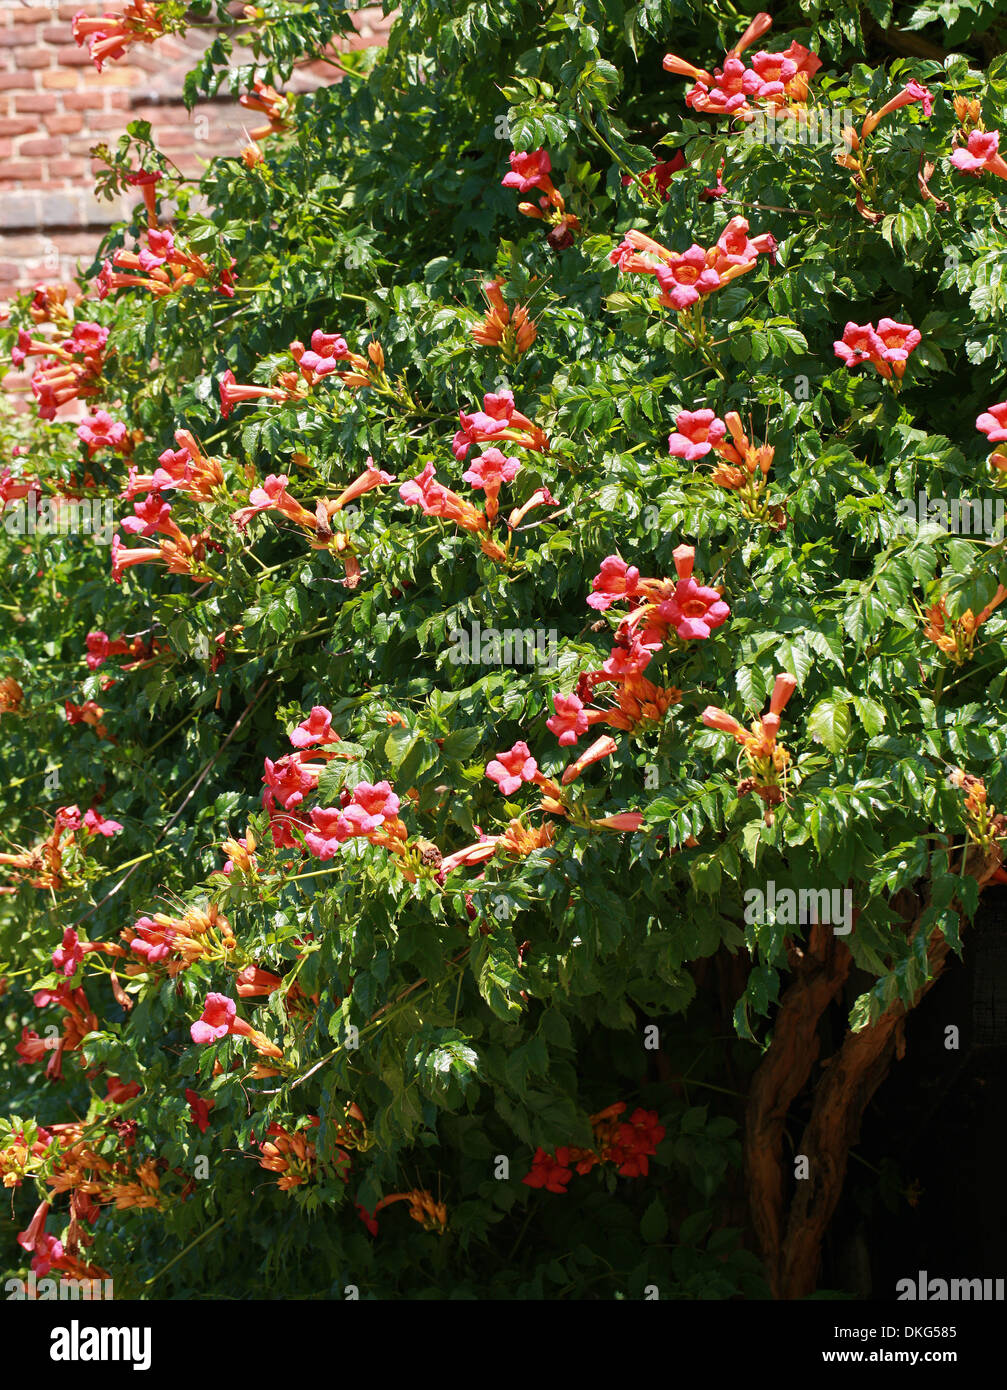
[47,157,86,176]
[86,111,131,130]
[0,72,34,90]
[155,128,195,149]
[45,112,84,134]
[11,7,53,22]
[16,47,54,69]
[128,103,182,123]
[80,64,146,84]
[18,136,64,155]
[0,160,44,180]
[41,70,79,88]
[0,233,46,255]
[41,26,75,43]
[51,45,100,67]
[0,30,39,48]
[64,91,105,110]
[14,92,58,111]
[0,117,38,136]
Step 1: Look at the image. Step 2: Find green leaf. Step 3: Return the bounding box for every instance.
[640,1196,669,1242]
[808,698,852,754]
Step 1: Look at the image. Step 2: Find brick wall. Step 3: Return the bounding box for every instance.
[0,1,394,304]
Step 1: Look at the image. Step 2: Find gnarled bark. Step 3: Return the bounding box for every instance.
[744,923,851,1296]
[746,852,1001,1299]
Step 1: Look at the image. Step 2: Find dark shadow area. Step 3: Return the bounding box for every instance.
[823,890,1007,1298]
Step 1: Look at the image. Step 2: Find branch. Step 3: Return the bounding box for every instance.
[743,922,852,1296]
[777,848,1002,1298]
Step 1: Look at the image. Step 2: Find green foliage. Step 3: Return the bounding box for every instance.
[0,0,1002,1299]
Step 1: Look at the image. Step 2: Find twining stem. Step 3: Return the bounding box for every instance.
[144,1217,226,1288]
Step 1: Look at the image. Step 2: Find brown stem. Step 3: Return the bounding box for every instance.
[744,923,852,1296]
[751,848,1003,1299]
[865,21,950,61]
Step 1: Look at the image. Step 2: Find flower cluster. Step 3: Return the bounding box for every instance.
[470,547,719,850]
[471,280,537,361]
[663,12,821,121]
[111,522,215,586]
[839,80,933,159]
[261,707,418,876]
[949,768,1007,854]
[0,803,120,896]
[587,544,729,643]
[399,457,493,533]
[701,671,798,821]
[257,1105,369,1205]
[239,78,295,141]
[976,402,1007,478]
[12,318,109,420]
[9,1109,179,1285]
[71,1,168,72]
[258,1119,331,1191]
[85,630,141,671]
[834,319,921,381]
[105,417,225,588]
[669,408,778,521]
[230,459,393,584]
[0,676,24,714]
[123,428,225,503]
[451,387,550,461]
[922,585,1007,665]
[951,129,1007,181]
[83,633,165,686]
[372,1187,448,1233]
[290,332,388,391]
[65,699,110,739]
[16,980,98,1081]
[609,217,776,312]
[837,82,933,214]
[399,392,554,563]
[304,782,405,860]
[189,992,284,1063]
[523,1102,665,1192]
[535,545,726,775]
[97,222,235,301]
[122,903,236,976]
[219,333,389,420]
[622,151,686,201]
[502,149,580,250]
[4,1086,223,1285]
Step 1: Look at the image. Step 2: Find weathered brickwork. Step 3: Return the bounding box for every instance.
[0,1,393,301]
